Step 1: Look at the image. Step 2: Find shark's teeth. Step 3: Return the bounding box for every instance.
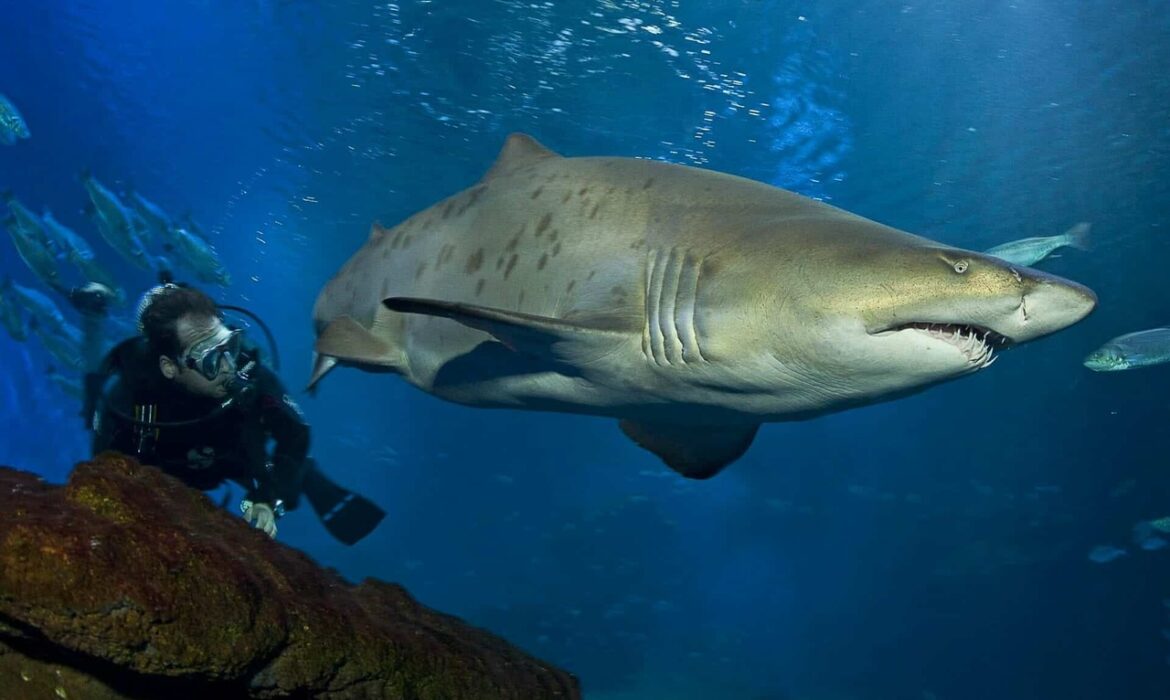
[898,322,1006,369]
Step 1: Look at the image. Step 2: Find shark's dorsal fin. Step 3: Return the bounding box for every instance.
[383,296,631,361]
[480,133,561,181]
[366,221,391,242]
[619,419,760,479]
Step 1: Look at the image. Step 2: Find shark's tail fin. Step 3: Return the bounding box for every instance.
[1064,222,1092,251]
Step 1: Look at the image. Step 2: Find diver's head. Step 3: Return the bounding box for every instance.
[139,284,241,399]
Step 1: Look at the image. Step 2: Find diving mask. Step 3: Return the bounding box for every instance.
[180,328,243,381]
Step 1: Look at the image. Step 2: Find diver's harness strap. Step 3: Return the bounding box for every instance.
[132,403,161,457]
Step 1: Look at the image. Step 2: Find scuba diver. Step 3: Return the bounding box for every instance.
[70,278,385,545]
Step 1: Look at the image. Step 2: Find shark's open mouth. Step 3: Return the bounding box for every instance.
[890,322,1011,366]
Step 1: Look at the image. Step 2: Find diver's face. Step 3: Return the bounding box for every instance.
[163,313,234,398]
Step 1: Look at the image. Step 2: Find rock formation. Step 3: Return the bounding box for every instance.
[0,452,579,699]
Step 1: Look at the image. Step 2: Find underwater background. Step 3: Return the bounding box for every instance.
[1,1,1169,698]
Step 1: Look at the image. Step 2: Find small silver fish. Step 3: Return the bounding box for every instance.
[127,190,173,244]
[1087,545,1127,564]
[0,93,30,145]
[30,318,82,371]
[1133,521,1170,551]
[169,225,230,286]
[1149,517,1170,533]
[41,210,95,261]
[1141,536,1168,552]
[3,278,66,328]
[4,193,49,243]
[14,281,82,370]
[45,365,83,400]
[984,222,1091,267]
[3,214,64,294]
[0,290,26,341]
[41,210,124,302]
[81,171,154,270]
[1084,328,1170,372]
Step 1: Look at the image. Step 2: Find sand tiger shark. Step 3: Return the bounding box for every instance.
[310,133,1096,478]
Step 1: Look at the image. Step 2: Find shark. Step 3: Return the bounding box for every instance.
[310,133,1096,478]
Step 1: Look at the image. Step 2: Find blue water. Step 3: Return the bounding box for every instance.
[2,2,1169,698]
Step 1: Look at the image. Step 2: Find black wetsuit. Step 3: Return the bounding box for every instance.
[86,336,385,544]
[90,337,309,508]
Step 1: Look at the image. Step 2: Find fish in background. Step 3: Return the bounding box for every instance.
[45,365,83,400]
[127,190,173,244]
[3,277,68,329]
[983,222,1092,267]
[1084,328,1170,372]
[40,210,125,303]
[39,209,92,260]
[1132,520,1169,552]
[1148,516,1170,533]
[5,276,84,370]
[167,224,231,287]
[181,216,208,239]
[0,287,27,341]
[2,196,67,294]
[0,93,30,145]
[1088,545,1127,564]
[81,171,157,271]
[28,315,82,371]
[4,192,50,243]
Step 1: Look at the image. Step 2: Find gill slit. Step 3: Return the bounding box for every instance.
[644,248,707,366]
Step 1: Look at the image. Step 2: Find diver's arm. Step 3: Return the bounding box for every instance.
[69,283,114,375]
[248,365,311,508]
[71,283,116,429]
[78,311,106,374]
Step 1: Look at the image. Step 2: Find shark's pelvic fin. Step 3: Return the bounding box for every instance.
[619,419,760,479]
[314,314,407,374]
[480,133,561,182]
[383,296,631,362]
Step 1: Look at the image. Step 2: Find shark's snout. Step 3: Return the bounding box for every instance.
[851,251,1096,382]
[1013,275,1097,343]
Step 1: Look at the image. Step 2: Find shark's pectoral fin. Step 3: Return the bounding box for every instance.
[619,419,760,479]
[313,314,407,384]
[383,296,630,363]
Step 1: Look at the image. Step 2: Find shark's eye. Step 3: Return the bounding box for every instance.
[952,260,969,274]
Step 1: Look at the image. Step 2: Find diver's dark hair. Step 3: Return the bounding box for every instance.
[139,285,220,358]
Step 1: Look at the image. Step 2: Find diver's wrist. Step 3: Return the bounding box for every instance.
[239,498,285,518]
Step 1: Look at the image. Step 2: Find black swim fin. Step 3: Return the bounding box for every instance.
[301,464,386,545]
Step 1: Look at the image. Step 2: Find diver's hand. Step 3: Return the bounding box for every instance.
[242,501,278,539]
